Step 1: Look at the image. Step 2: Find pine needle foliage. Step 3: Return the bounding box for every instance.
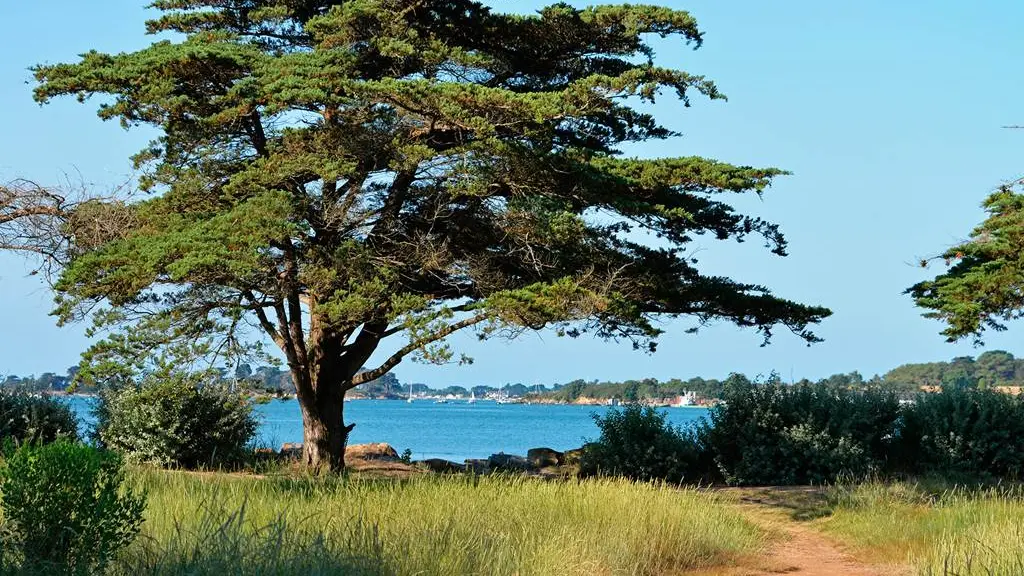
[909,182,1024,342]
[29,1,830,469]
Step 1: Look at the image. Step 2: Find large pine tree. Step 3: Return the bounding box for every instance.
[19,1,830,470]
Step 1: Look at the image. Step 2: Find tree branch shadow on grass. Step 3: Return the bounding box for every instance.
[727,486,836,521]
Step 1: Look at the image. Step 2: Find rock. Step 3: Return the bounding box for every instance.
[464,458,491,474]
[416,458,465,473]
[280,442,303,459]
[527,447,563,468]
[563,447,585,466]
[346,443,400,461]
[253,447,277,461]
[488,452,531,471]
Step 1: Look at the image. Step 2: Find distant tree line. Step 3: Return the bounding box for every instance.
[546,377,726,402]
[7,350,1024,400]
[542,350,1024,402]
[880,350,1024,391]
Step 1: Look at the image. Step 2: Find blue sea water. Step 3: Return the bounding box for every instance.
[67,397,709,462]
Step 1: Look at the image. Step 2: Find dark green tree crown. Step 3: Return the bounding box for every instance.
[32,1,829,381]
[910,182,1024,343]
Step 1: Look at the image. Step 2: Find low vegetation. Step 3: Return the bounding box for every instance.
[701,377,901,485]
[95,375,257,469]
[114,471,761,576]
[583,380,1024,487]
[0,441,145,575]
[821,483,1024,575]
[898,387,1024,479]
[0,389,77,445]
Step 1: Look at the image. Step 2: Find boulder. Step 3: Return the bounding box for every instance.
[416,458,466,473]
[280,442,303,459]
[488,452,531,471]
[562,447,585,466]
[253,447,277,461]
[464,458,491,474]
[346,443,400,461]
[527,447,563,468]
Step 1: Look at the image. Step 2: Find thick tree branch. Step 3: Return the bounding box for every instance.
[350,313,489,388]
[0,205,63,223]
[339,318,389,378]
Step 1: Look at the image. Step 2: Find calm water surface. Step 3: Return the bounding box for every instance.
[68,397,709,461]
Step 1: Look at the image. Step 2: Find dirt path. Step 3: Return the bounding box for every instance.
[692,488,909,576]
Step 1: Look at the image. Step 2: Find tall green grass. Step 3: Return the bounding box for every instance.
[821,483,1024,575]
[111,471,762,575]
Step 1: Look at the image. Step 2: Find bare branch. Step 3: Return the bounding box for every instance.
[0,180,70,277]
[0,178,137,281]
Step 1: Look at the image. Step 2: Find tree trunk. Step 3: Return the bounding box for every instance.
[297,383,353,472]
[292,309,375,473]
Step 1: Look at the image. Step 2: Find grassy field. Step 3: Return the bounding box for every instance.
[109,471,764,576]
[819,482,1024,575]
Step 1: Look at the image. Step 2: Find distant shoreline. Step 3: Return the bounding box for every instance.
[48,391,718,408]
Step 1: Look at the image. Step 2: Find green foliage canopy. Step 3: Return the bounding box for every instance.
[909,184,1024,342]
[27,1,830,467]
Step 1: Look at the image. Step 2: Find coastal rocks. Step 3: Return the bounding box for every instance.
[280,442,303,459]
[416,458,465,473]
[253,447,277,462]
[346,443,400,461]
[562,447,585,466]
[527,447,563,468]
[488,452,531,471]
[277,442,401,462]
[464,458,491,474]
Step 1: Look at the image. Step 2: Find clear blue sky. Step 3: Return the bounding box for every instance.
[2,1,1023,386]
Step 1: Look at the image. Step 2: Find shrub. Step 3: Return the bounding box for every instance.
[699,375,901,485]
[0,389,77,445]
[898,387,1024,479]
[0,440,145,574]
[95,374,258,469]
[580,404,701,483]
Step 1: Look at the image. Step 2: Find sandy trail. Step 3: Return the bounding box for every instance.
[690,488,909,576]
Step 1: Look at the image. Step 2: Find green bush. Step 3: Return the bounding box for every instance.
[898,387,1024,479]
[95,374,258,469]
[699,375,901,485]
[0,389,77,445]
[580,404,701,483]
[0,441,145,574]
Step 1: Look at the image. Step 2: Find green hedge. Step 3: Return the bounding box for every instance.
[699,376,901,485]
[583,379,1024,486]
[897,387,1024,479]
[0,389,78,445]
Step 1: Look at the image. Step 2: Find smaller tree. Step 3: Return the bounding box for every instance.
[909,182,1024,341]
[975,350,1016,387]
